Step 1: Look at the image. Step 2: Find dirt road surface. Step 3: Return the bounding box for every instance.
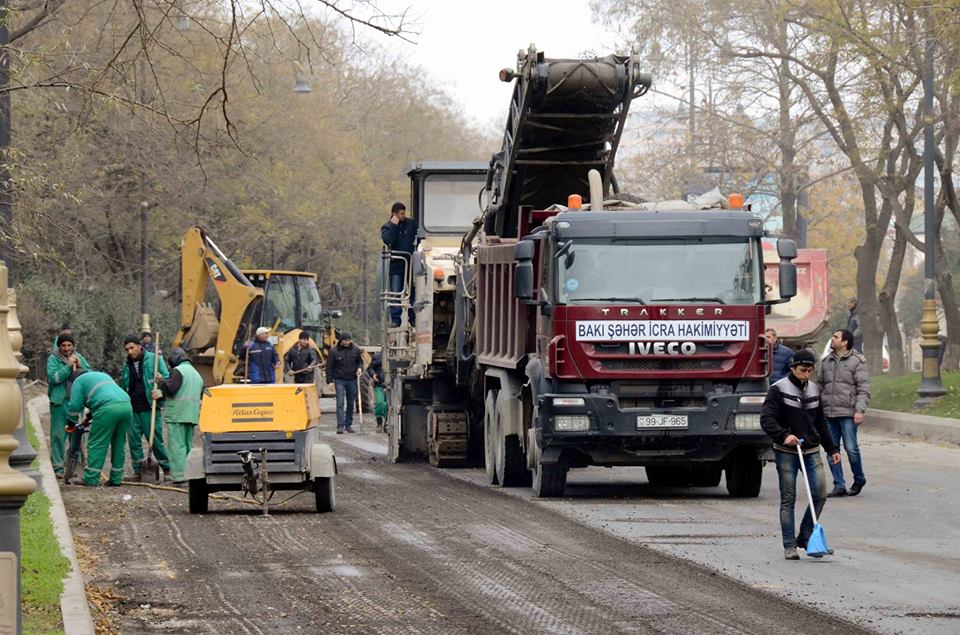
[59,412,868,634]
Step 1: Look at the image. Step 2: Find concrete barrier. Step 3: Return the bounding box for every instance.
[866,408,960,446]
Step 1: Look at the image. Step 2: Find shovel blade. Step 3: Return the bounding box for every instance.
[806,523,830,557]
[139,457,161,484]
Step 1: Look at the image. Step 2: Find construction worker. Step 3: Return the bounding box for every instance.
[65,369,133,486]
[46,333,91,477]
[121,334,172,481]
[367,352,387,432]
[141,330,156,353]
[285,331,319,384]
[239,326,280,383]
[326,331,363,433]
[155,347,203,485]
[381,201,418,326]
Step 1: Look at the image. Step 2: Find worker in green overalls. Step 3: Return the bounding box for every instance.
[47,333,91,476]
[155,347,204,485]
[120,334,171,480]
[65,369,133,486]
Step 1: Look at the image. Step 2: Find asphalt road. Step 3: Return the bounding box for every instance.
[58,408,871,634]
[407,433,960,634]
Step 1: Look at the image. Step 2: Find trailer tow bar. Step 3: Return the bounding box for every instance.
[237,448,272,516]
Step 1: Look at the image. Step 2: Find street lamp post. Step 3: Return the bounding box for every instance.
[915,5,946,409]
[140,200,152,335]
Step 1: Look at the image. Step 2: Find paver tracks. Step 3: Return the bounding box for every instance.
[64,430,871,634]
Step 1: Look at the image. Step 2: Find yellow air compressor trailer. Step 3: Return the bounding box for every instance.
[185,383,337,514]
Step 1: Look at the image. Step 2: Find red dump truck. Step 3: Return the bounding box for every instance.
[380,48,808,497]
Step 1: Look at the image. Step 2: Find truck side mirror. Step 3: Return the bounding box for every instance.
[514,240,536,304]
[777,238,798,260]
[779,262,797,300]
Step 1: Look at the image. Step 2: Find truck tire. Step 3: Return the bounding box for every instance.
[494,392,530,487]
[496,435,528,487]
[314,477,336,513]
[188,478,208,514]
[645,465,691,487]
[691,464,723,487]
[484,390,498,485]
[725,450,763,498]
[532,455,567,498]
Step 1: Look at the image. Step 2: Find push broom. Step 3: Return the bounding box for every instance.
[796,439,831,557]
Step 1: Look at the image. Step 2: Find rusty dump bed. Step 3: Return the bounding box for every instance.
[475,240,526,369]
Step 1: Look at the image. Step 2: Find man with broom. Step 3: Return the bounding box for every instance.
[761,349,842,560]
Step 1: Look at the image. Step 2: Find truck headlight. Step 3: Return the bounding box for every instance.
[734,414,762,430]
[554,415,590,431]
[739,396,765,406]
[553,397,585,407]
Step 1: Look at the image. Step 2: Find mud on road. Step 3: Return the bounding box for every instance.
[62,418,870,634]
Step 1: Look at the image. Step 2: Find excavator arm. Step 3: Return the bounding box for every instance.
[175,227,263,385]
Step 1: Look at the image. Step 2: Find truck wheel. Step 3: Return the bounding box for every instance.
[314,477,336,513]
[484,391,499,485]
[532,453,567,498]
[725,451,763,498]
[496,435,528,487]
[691,465,723,487]
[646,466,691,487]
[188,478,208,514]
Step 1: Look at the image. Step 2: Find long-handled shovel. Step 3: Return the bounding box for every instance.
[356,373,364,427]
[139,333,162,483]
[796,439,831,557]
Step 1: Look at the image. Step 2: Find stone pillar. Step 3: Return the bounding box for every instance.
[7,287,39,484]
[0,263,38,634]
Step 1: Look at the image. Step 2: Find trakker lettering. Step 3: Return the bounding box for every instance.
[628,341,697,356]
[576,320,750,342]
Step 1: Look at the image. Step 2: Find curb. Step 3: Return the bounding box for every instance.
[26,397,95,635]
[866,408,960,446]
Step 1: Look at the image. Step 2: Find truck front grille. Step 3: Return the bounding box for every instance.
[599,359,725,371]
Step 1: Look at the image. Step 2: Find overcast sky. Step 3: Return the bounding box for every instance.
[379,0,629,129]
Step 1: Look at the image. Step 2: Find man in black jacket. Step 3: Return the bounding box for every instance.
[380,202,418,327]
[761,349,841,560]
[326,332,364,433]
[284,331,319,384]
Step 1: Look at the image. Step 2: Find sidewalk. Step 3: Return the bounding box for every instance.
[26,396,95,635]
[868,408,960,445]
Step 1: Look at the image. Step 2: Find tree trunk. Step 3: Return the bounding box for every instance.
[878,229,907,375]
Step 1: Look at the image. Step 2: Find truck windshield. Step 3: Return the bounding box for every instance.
[557,238,762,305]
[421,174,485,234]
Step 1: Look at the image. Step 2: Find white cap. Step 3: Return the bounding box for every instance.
[256,327,270,336]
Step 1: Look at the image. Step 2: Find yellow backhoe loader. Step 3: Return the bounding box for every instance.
[174,226,338,513]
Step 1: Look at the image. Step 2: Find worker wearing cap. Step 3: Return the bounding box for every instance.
[760,349,841,560]
[65,369,133,486]
[46,333,91,477]
[326,331,363,433]
[239,327,280,384]
[120,333,172,481]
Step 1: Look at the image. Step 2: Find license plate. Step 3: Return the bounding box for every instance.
[637,414,688,429]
